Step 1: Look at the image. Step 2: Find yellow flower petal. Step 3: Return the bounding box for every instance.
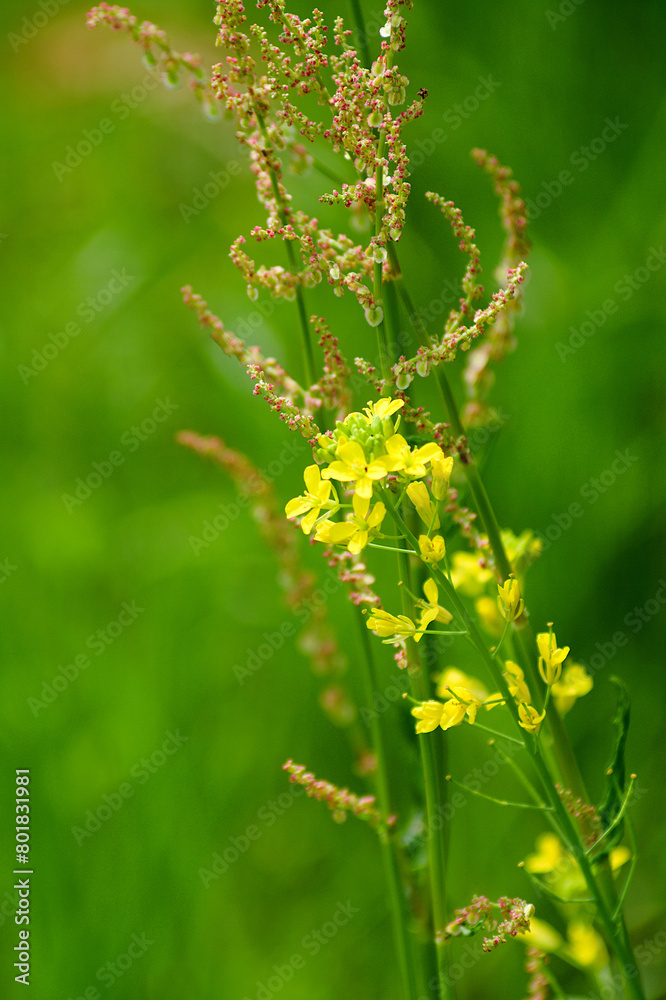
[285,496,313,518]
[406,481,439,528]
[423,578,439,605]
[419,534,446,563]
[365,397,404,419]
[303,464,322,494]
[518,703,546,734]
[431,453,454,500]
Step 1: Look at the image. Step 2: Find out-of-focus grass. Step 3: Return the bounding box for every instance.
[1,1,665,997]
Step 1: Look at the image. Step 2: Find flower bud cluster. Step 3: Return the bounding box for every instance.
[283,759,393,827]
[87,3,217,114]
[181,285,318,437]
[440,894,534,952]
[462,150,531,426]
[325,550,381,608]
[391,263,528,389]
[555,785,601,837]
[310,317,352,418]
[524,947,550,1000]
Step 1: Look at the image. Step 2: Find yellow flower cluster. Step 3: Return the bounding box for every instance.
[410,657,549,738]
[499,660,545,734]
[537,628,570,685]
[411,668,498,733]
[285,397,453,555]
[524,832,630,904]
[366,579,452,645]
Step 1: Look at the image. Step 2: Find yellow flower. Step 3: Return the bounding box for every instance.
[381,434,442,477]
[362,396,404,420]
[497,577,524,622]
[524,833,588,900]
[450,551,493,597]
[475,596,504,637]
[552,663,593,714]
[406,481,439,528]
[436,667,487,702]
[411,690,480,733]
[525,832,563,874]
[566,923,608,971]
[411,700,448,733]
[430,452,454,500]
[537,630,570,685]
[517,703,546,734]
[419,579,453,627]
[419,534,446,563]
[366,609,421,643]
[504,660,532,704]
[323,440,397,499]
[285,465,336,533]
[610,845,631,871]
[314,493,385,554]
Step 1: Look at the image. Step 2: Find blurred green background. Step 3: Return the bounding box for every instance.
[1,0,665,997]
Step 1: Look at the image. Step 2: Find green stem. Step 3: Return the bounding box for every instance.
[356,613,419,1000]
[348,0,373,69]
[530,746,645,1000]
[389,241,591,805]
[397,549,452,1000]
[255,110,316,387]
[372,153,390,380]
[384,490,645,998]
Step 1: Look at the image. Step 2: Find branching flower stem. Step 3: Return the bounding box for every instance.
[387,241,590,806]
[383,491,646,1000]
